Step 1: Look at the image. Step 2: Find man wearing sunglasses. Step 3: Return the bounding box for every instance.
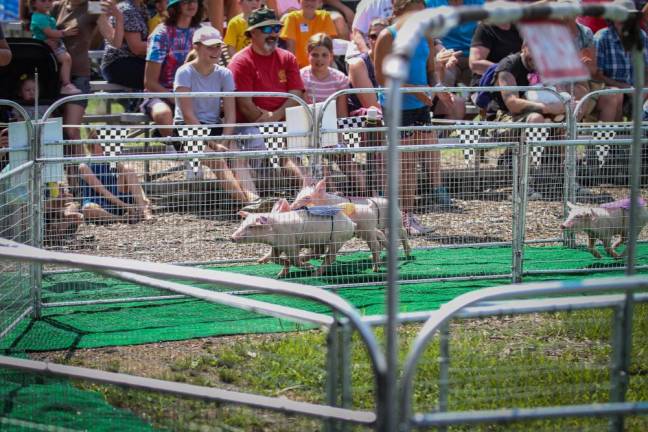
[228,6,314,187]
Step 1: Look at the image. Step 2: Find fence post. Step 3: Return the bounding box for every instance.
[326,319,341,432]
[30,119,43,319]
[563,97,577,248]
[511,137,526,283]
[438,322,450,432]
[609,304,632,432]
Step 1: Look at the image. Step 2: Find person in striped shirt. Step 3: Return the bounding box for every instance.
[300,33,366,194]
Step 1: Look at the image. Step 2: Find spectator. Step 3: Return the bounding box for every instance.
[347,17,386,112]
[322,0,353,40]
[345,0,392,61]
[79,140,152,223]
[265,0,300,16]
[301,33,367,194]
[0,23,12,66]
[205,0,240,34]
[279,0,337,68]
[375,0,454,236]
[50,0,124,160]
[143,0,203,150]
[148,0,167,33]
[469,21,522,85]
[558,0,622,122]
[576,0,611,34]
[102,0,149,89]
[9,74,51,120]
[228,6,314,188]
[43,182,84,246]
[594,0,648,120]
[223,0,261,58]
[30,0,82,94]
[426,0,483,87]
[174,25,264,207]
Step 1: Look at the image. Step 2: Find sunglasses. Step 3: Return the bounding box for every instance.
[368,33,379,40]
[180,0,198,4]
[259,24,282,34]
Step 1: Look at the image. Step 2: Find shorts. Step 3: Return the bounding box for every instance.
[53,40,67,57]
[383,105,432,138]
[80,163,133,216]
[236,125,275,169]
[66,76,91,108]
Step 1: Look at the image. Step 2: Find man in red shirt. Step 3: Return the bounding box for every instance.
[228,6,314,188]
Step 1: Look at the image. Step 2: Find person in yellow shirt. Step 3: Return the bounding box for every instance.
[224,0,261,57]
[279,0,337,68]
[147,0,168,34]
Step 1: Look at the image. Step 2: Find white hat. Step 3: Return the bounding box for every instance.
[612,0,639,12]
[192,25,223,46]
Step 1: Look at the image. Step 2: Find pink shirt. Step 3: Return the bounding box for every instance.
[300,66,349,104]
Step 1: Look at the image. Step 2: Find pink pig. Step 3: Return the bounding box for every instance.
[560,199,648,259]
[290,179,412,271]
[231,199,356,277]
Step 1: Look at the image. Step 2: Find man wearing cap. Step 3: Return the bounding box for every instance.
[228,6,313,186]
[594,0,648,119]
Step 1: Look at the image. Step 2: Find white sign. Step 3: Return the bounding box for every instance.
[518,20,590,84]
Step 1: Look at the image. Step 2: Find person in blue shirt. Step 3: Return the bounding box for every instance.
[374,0,456,235]
[425,0,483,86]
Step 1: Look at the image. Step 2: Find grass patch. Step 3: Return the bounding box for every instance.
[39,305,648,431]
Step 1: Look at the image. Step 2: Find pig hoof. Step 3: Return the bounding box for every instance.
[372,265,380,272]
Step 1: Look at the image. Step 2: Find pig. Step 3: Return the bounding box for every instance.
[560,198,648,259]
[231,205,356,277]
[290,179,412,270]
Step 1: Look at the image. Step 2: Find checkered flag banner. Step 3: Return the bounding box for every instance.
[177,126,210,174]
[338,116,367,162]
[524,127,550,167]
[591,126,616,167]
[457,122,481,166]
[97,128,128,168]
[259,122,287,169]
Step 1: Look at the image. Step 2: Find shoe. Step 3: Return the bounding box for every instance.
[403,211,432,236]
[241,197,277,213]
[428,186,454,208]
[60,83,82,95]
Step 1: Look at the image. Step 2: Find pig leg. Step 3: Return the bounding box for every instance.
[587,235,602,259]
[277,246,301,278]
[315,243,342,276]
[258,247,279,264]
[602,237,622,259]
[400,226,412,259]
[611,233,627,257]
[357,229,383,272]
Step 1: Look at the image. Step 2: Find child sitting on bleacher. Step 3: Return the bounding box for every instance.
[9,74,50,121]
[29,0,81,95]
[223,0,261,58]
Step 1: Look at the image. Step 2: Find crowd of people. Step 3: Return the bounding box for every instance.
[1,0,647,238]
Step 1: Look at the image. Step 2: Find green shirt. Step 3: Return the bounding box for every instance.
[30,12,57,41]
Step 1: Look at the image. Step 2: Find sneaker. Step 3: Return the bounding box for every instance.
[60,83,82,95]
[403,211,432,236]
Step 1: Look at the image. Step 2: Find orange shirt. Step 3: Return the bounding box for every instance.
[279,10,337,68]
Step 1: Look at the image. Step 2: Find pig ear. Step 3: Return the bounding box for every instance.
[275,198,290,212]
[566,201,575,209]
[238,210,249,219]
[255,215,269,225]
[314,178,327,194]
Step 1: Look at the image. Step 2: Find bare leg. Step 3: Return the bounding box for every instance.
[149,100,174,143]
[335,154,367,196]
[82,203,125,224]
[225,141,260,202]
[597,93,624,123]
[56,51,73,86]
[281,157,315,188]
[116,165,152,220]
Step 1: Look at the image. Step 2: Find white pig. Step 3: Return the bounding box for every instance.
[560,198,648,259]
[290,179,412,268]
[231,207,356,277]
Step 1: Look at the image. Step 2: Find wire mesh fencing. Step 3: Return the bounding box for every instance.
[401,280,648,431]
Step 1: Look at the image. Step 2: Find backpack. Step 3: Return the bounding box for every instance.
[474,63,499,110]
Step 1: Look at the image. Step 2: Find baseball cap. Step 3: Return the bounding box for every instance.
[192,25,223,46]
[246,6,282,32]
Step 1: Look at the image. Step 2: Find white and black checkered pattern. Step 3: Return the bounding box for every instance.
[524,127,550,166]
[337,116,368,162]
[97,128,128,168]
[591,127,616,167]
[176,126,209,174]
[259,122,287,169]
[458,122,481,165]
